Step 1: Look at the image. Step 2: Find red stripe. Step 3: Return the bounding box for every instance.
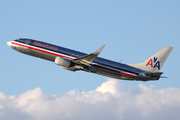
[12,42,72,59]
[93,64,136,77]
[12,42,135,77]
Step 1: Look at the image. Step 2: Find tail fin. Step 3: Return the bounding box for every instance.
[128,46,173,72]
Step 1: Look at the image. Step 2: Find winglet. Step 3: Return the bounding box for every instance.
[118,58,123,63]
[95,44,105,54]
[72,44,106,64]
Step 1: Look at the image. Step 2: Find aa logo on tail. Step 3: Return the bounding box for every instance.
[146,57,160,70]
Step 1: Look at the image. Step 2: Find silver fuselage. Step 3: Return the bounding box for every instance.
[7,39,159,81]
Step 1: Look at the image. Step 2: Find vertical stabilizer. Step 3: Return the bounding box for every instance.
[128,46,173,72]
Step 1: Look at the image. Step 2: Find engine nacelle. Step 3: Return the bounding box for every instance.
[54,57,71,68]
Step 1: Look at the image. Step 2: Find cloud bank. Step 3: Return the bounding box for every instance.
[0,79,180,120]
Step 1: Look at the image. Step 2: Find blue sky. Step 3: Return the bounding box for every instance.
[0,1,180,119]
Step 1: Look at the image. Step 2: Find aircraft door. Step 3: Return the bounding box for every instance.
[25,40,30,45]
[25,40,31,54]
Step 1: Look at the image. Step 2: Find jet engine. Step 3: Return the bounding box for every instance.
[54,57,71,68]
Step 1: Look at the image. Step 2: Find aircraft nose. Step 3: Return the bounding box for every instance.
[7,41,12,47]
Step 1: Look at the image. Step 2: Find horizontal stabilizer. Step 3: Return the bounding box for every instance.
[160,76,169,78]
[145,72,163,77]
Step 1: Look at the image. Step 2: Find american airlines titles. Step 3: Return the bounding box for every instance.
[33,41,57,51]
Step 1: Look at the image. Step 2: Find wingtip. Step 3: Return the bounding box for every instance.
[166,46,173,49]
[96,44,106,54]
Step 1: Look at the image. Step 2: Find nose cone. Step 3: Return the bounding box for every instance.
[7,41,11,47]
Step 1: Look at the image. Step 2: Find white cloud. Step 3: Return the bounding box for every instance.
[0,79,180,120]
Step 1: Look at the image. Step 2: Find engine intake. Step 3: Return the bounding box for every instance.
[54,57,71,68]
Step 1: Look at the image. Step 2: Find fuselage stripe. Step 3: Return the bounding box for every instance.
[12,42,73,59]
[92,64,136,77]
[12,41,136,77]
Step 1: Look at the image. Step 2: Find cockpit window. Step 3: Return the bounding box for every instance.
[15,39,24,42]
[15,40,20,42]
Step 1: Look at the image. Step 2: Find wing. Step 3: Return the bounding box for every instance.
[72,44,105,66]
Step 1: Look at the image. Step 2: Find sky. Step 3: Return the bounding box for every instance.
[0,0,180,120]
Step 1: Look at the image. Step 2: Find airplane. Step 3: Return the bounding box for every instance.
[7,38,173,81]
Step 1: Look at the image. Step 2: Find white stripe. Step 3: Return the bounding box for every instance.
[14,41,137,76]
[13,41,76,59]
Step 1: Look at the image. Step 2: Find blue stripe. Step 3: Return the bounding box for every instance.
[15,39,144,76]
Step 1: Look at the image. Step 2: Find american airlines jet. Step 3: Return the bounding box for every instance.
[7,39,173,81]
